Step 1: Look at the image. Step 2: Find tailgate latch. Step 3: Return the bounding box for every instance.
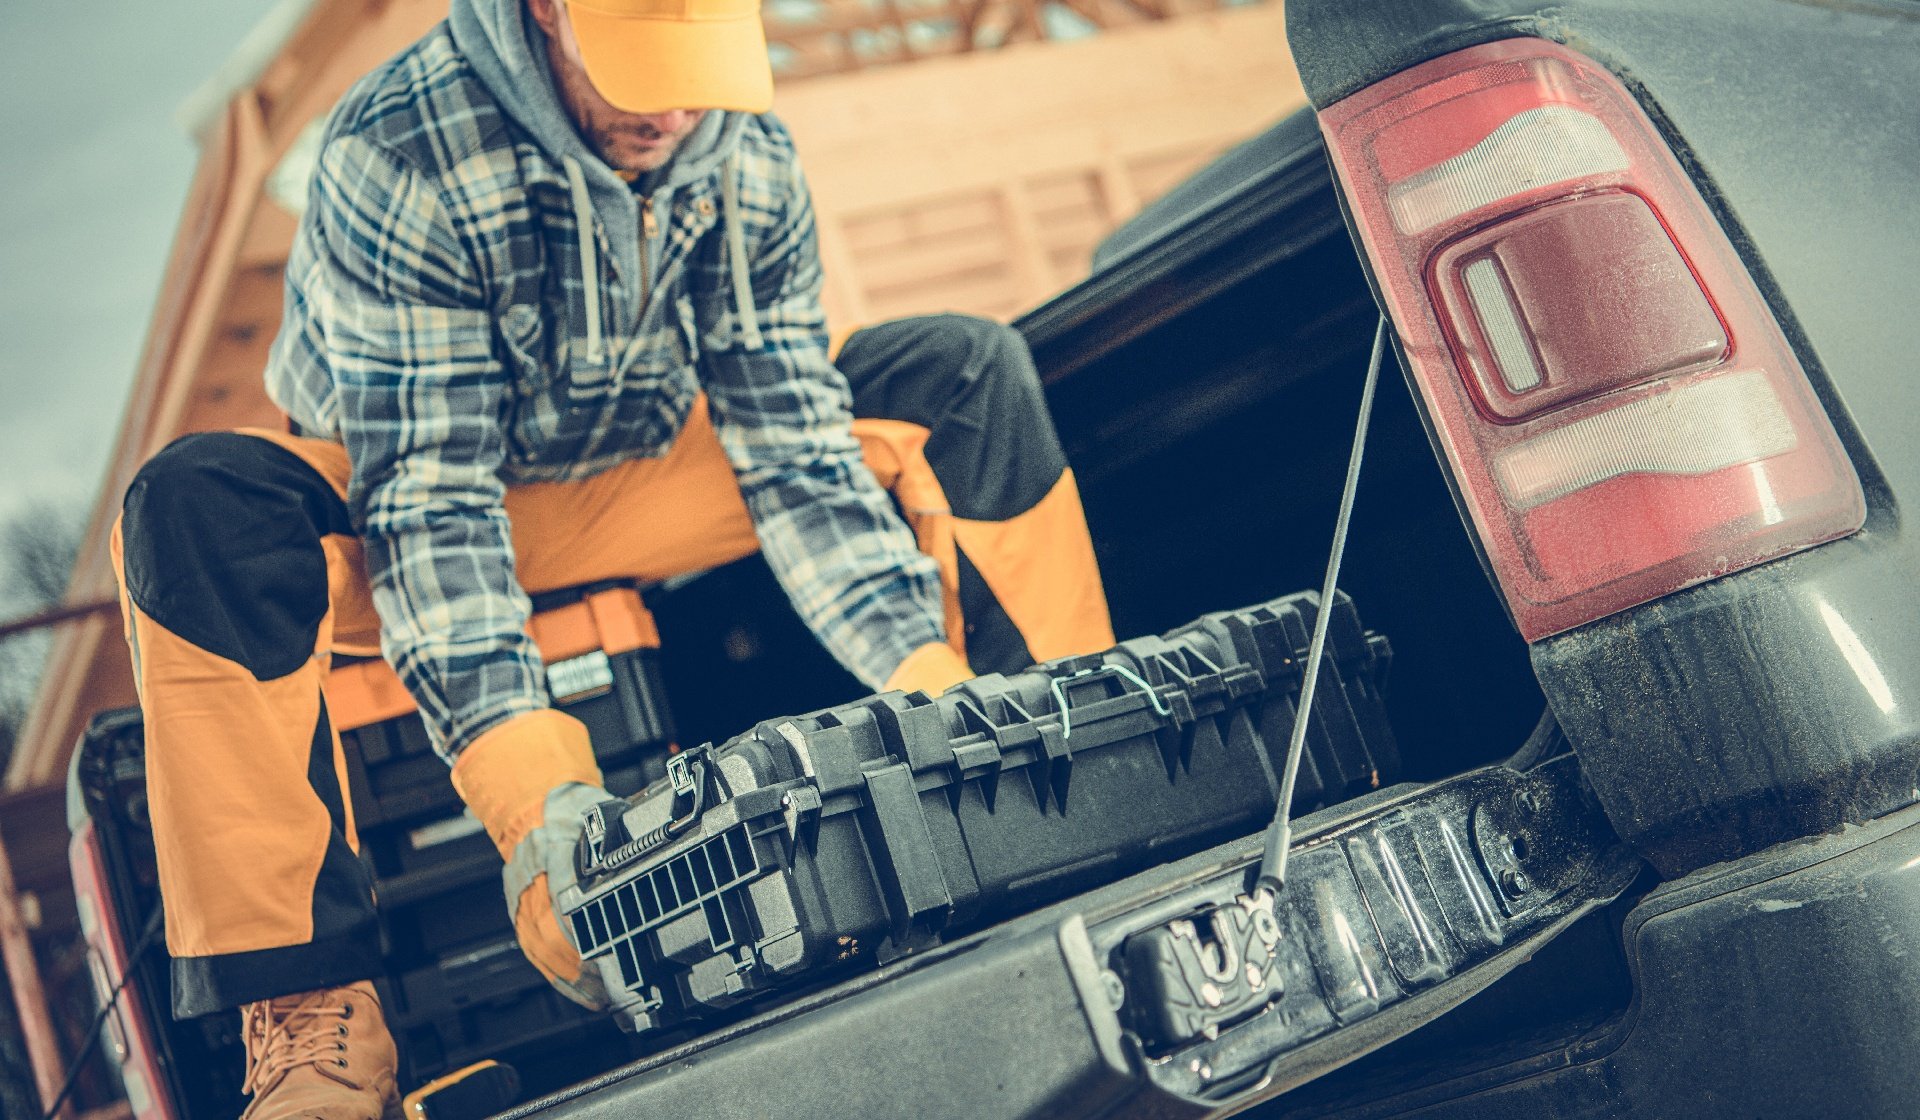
[1123,894,1286,1052]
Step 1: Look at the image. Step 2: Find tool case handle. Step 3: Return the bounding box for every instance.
[575,747,713,881]
[1048,663,1174,741]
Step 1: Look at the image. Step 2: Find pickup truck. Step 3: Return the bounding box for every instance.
[70,0,1920,1115]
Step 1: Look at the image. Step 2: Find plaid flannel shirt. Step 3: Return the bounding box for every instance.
[265,26,944,757]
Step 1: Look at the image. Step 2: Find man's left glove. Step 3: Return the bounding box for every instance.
[449,709,612,1011]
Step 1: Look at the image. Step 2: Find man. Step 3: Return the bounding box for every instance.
[111,0,1112,1114]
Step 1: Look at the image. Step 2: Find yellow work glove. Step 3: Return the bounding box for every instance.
[449,709,612,1010]
[885,642,974,697]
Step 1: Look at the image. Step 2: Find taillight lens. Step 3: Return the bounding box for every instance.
[70,825,176,1120]
[1320,39,1864,639]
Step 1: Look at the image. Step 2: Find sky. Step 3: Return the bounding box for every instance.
[0,1,286,532]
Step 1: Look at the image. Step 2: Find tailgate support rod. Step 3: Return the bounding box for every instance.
[1258,314,1389,904]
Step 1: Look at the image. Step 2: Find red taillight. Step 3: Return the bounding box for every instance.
[1321,39,1864,639]
[70,825,176,1120]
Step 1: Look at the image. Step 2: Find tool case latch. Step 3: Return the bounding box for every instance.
[780,784,822,843]
[861,763,954,938]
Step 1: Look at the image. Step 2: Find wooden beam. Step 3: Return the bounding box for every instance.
[996,183,1058,306]
[0,601,119,644]
[1111,0,1173,21]
[0,824,65,1116]
[882,0,919,60]
[1052,0,1116,29]
[956,0,990,46]
[6,0,445,794]
[145,89,274,456]
[764,0,1260,73]
[1011,0,1048,43]
[6,615,130,791]
[815,213,875,336]
[1095,153,1143,224]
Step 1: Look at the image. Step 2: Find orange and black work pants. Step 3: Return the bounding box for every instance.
[113,313,1113,1018]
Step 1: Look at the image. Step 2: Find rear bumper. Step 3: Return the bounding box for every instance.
[502,760,1639,1119]
[1271,793,1920,1119]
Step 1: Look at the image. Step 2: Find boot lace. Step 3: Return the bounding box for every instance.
[241,990,362,1098]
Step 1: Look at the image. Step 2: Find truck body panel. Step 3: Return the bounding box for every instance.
[1289,0,1920,876]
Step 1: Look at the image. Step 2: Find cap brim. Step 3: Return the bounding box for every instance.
[569,4,774,114]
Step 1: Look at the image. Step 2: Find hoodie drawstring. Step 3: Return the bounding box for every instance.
[721,155,765,351]
[563,156,605,365]
[567,152,760,366]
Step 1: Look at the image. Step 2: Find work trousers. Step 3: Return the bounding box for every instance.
[113,314,1113,1018]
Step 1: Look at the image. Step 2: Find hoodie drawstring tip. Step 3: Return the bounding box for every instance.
[563,157,606,365]
[722,155,765,352]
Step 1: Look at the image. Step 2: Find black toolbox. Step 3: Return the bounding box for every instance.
[66,583,674,1115]
[560,589,1397,1034]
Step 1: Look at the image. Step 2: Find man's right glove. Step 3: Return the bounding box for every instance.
[886,641,973,697]
[449,709,612,1011]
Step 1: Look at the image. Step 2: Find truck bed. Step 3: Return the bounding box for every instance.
[517,0,1920,1111]
[498,101,1580,1116]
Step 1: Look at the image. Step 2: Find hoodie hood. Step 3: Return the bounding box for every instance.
[449,0,747,298]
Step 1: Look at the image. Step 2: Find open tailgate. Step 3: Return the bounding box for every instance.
[505,755,1639,1118]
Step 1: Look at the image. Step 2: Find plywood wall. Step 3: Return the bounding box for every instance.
[776,0,1303,329]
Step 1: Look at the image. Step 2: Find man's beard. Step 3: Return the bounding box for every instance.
[594,124,680,174]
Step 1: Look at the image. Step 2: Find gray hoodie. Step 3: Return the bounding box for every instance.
[451,0,753,352]
[262,0,945,757]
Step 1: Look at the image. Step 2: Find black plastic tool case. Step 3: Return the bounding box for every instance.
[560,590,1397,1033]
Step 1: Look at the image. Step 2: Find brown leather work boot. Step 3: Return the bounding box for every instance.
[239,981,400,1120]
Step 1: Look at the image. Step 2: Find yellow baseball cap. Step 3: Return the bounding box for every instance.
[565,0,774,114]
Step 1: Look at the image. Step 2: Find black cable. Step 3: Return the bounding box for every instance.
[42,906,165,1120]
[1505,705,1566,772]
[1255,315,1388,906]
